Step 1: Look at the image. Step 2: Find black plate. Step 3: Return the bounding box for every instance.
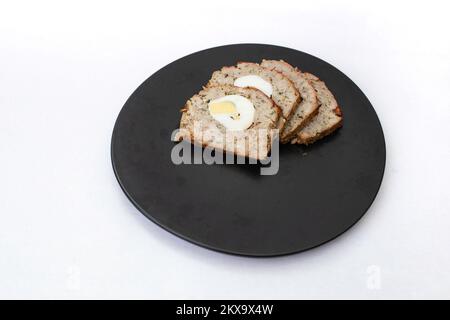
[111,44,385,257]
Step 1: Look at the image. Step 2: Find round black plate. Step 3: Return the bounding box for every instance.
[111,44,385,257]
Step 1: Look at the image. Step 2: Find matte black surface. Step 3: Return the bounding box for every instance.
[111,44,386,257]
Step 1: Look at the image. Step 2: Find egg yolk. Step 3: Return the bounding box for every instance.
[208,101,240,119]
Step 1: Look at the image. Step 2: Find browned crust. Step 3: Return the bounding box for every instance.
[302,72,319,81]
[260,60,320,144]
[285,73,320,135]
[333,106,342,116]
[286,87,302,121]
[276,116,286,130]
[292,72,343,145]
[273,103,283,116]
[280,103,320,144]
[295,118,343,145]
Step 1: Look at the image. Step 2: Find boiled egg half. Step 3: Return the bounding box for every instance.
[208,95,255,131]
[234,75,273,97]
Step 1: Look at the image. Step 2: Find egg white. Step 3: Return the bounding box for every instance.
[233,75,273,97]
[208,95,255,131]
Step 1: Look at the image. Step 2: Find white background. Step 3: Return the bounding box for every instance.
[1,0,449,299]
